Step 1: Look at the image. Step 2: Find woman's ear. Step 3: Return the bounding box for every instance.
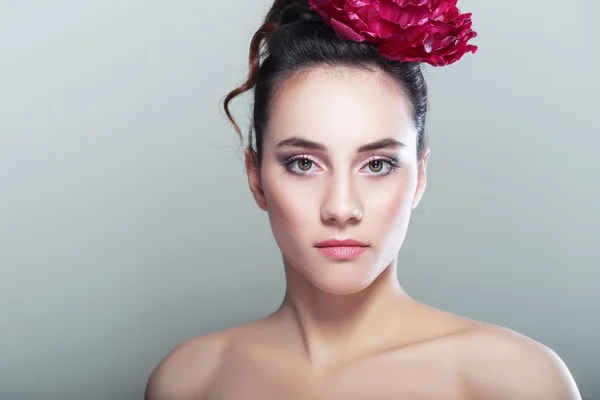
[413,147,430,210]
[245,148,268,211]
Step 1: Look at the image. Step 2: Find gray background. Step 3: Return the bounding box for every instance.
[1,0,598,399]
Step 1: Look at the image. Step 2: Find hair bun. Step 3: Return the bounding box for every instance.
[278,2,321,26]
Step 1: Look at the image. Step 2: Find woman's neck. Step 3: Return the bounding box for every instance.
[273,258,416,373]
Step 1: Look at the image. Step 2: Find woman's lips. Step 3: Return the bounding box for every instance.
[314,239,368,260]
[316,246,367,260]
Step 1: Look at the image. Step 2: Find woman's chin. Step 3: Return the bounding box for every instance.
[306,268,379,296]
[284,253,388,296]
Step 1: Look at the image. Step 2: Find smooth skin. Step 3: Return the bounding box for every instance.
[145,67,581,400]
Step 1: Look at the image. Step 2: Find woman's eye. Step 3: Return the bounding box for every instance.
[286,157,319,174]
[362,159,392,175]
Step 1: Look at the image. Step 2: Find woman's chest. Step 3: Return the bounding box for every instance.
[207,346,467,400]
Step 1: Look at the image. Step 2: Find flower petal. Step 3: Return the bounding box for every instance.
[330,17,367,41]
[308,0,477,66]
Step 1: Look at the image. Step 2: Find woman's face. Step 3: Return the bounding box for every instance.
[247,67,429,295]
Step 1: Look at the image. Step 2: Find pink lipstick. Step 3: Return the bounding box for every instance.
[314,239,368,260]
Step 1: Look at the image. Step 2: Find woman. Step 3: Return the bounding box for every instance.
[146,1,581,399]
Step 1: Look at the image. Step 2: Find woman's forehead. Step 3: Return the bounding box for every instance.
[265,68,416,149]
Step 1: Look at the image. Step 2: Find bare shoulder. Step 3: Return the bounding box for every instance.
[144,330,232,400]
[457,324,581,400]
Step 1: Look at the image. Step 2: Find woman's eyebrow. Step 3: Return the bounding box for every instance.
[276,137,327,151]
[357,138,406,152]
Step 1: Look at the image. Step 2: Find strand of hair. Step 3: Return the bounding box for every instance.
[222,21,278,139]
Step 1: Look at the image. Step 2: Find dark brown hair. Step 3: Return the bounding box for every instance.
[222,0,429,166]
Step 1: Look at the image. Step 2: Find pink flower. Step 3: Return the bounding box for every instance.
[308,0,478,66]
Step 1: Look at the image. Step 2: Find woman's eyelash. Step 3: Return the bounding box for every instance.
[367,155,402,168]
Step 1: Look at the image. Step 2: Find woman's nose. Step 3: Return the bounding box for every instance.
[319,176,363,225]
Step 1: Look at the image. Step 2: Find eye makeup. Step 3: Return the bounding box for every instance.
[278,152,403,177]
